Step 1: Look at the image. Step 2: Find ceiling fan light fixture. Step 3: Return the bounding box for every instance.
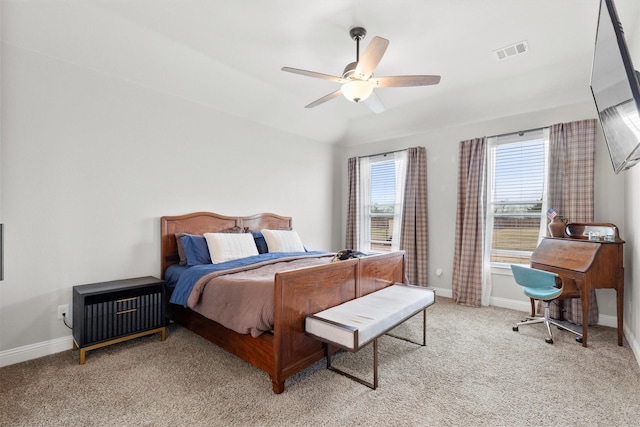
[281,26,440,112]
[341,80,373,103]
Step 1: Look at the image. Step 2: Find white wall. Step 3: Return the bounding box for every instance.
[619,0,640,363]
[0,39,337,360]
[339,99,625,322]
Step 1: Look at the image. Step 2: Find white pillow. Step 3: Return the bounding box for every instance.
[261,229,305,253]
[203,232,259,264]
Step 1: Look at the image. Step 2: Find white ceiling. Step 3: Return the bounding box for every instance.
[3,0,639,144]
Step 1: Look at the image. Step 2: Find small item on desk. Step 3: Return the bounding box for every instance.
[605,234,615,242]
[588,231,600,241]
[546,209,567,238]
[332,249,367,262]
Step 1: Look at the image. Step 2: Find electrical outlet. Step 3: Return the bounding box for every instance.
[57,304,69,320]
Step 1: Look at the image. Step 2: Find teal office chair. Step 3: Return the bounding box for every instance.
[510,264,583,344]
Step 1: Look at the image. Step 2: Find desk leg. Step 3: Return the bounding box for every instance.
[581,284,589,348]
[529,298,536,317]
[617,286,624,346]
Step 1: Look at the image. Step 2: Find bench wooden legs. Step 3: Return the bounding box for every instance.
[325,309,427,390]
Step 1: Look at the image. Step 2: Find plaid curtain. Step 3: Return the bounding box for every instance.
[400,147,429,286]
[345,157,359,249]
[546,119,598,325]
[452,138,486,307]
[346,149,428,285]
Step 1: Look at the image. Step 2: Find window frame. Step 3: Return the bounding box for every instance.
[485,128,550,268]
[358,151,407,253]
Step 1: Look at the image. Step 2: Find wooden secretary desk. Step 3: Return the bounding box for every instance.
[529,223,624,347]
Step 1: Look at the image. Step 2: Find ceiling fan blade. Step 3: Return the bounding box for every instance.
[354,36,389,80]
[364,91,385,114]
[281,67,346,83]
[305,89,343,108]
[371,75,441,87]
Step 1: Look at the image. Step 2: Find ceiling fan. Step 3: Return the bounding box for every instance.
[281,27,440,114]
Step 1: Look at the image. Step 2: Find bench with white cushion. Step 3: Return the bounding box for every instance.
[305,283,435,389]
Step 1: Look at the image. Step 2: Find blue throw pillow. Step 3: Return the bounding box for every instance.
[180,234,212,265]
[252,232,269,254]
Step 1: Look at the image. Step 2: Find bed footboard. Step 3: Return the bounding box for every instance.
[272,258,358,393]
[358,251,406,296]
[270,251,405,393]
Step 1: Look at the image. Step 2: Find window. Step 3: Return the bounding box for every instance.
[486,128,549,265]
[359,151,407,252]
[619,100,640,140]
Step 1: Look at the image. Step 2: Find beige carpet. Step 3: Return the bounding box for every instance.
[1,296,639,427]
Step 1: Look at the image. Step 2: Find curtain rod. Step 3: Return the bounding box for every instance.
[359,148,409,159]
[486,126,546,140]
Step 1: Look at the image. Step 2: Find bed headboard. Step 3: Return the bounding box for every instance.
[160,212,292,277]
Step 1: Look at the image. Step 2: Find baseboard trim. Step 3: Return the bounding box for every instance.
[0,292,623,368]
[489,296,618,328]
[0,335,73,368]
[430,286,452,299]
[431,287,618,328]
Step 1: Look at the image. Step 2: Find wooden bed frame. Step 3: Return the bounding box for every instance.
[160,212,406,393]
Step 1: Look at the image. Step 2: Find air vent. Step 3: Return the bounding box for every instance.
[493,41,529,61]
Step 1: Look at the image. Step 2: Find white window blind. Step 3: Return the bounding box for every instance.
[359,151,407,252]
[487,129,549,265]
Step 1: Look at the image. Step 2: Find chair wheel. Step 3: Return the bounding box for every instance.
[545,337,554,344]
[513,326,519,332]
[576,336,583,343]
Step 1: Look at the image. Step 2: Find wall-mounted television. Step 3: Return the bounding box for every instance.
[590,0,640,174]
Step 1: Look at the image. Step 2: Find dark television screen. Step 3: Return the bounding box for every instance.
[590,0,640,174]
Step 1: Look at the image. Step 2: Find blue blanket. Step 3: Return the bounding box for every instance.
[168,251,327,307]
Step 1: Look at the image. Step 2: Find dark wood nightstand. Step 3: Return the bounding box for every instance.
[72,276,166,364]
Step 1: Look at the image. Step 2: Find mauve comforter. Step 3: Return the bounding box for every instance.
[186,254,334,337]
